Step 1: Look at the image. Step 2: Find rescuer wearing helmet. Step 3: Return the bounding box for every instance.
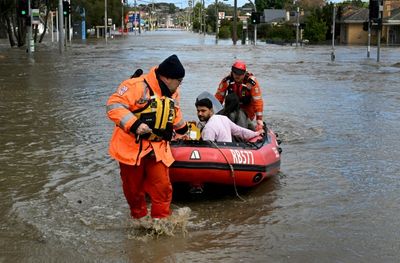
[106,54,188,220]
[215,60,264,130]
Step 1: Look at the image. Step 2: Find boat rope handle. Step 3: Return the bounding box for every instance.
[210,141,245,202]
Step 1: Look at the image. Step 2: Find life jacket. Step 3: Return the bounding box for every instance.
[225,72,256,105]
[186,121,201,140]
[133,82,176,141]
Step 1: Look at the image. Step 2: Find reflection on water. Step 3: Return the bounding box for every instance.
[1,31,400,262]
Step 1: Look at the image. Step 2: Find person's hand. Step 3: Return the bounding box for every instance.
[256,129,265,136]
[255,120,264,131]
[173,133,190,141]
[136,123,152,135]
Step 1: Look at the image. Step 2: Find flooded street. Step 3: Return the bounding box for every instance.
[1,30,400,262]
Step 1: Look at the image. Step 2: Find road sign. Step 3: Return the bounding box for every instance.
[32,9,40,25]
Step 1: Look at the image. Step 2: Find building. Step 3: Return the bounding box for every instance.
[263,9,287,23]
[339,1,400,45]
[339,8,371,45]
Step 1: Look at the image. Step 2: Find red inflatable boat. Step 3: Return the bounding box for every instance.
[169,127,282,188]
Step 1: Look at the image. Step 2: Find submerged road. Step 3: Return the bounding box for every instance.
[1,30,400,262]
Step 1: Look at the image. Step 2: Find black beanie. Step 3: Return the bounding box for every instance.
[156,54,185,79]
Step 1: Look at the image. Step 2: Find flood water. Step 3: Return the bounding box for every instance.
[1,30,400,262]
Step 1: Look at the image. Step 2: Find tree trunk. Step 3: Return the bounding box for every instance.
[16,16,27,47]
[34,24,38,43]
[5,15,16,47]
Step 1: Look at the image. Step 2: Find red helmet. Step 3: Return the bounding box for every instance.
[231,60,246,75]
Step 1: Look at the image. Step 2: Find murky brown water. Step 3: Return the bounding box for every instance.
[1,30,400,262]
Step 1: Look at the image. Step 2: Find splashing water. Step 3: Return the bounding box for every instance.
[127,207,192,241]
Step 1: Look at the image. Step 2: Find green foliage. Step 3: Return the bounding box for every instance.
[193,20,201,32]
[255,0,265,11]
[342,0,367,8]
[192,2,202,32]
[206,4,217,32]
[168,3,177,14]
[303,10,327,43]
[218,25,231,39]
[236,21,243,39]
[73,0,124,28]
[253,23,270,39]
[256,0,291,11]
[266,23,295,42]
[255,23,295,44]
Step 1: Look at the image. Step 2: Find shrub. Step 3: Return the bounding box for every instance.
[219,25,231,39]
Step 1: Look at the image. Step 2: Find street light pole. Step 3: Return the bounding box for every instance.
[377,0,382,62]
[215,0,218,43]
[203,0,206,35]
[26,0,33,54]
[331,4,336,61]
[233,0,237,45]
[248,0,256,45]
[254,7,257,46]
[296,7,299,47]
[121,0,124,36]
[105,0,108,43]
[367,19,371,58]
[58,0,64,53]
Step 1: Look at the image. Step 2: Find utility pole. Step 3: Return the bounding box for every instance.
[296,7,299,47]
[248,0,256,45]
[367,20,371,58]
[105,0,108,43]
[27,0,33,54]
[331,4,336,62]
[121,0,124,36]
[51,11,54,42]
[233,0,237,45]
[56,8,59,42]
[377,0,382,62]
[58,0,64,53]
[254,4,257,45]
[202,0,206,35]
[190,0,193,31]
[68,0,71,44]
[198,0,201,33]
[215,0,218,43]
[152,1,155,30]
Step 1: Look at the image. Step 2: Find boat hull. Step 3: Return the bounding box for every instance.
[170,129,281,187]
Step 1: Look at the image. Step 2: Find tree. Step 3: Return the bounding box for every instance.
[73,0,125,29]
[297,0,326,11]
[192,2,202,32]
[0,0,30,47]
[343,0,367,8]
[256,0,292,11]
[303,9,327,43]
[0,0,17,46]
[266,23,295,43]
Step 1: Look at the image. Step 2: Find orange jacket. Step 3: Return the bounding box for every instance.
[106,67,186,167]
[215,73,264,121]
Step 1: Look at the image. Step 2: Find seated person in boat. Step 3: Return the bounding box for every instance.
[195,98,264,142]
[217,93,255,131]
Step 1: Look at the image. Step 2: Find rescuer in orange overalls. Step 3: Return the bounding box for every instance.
[106,55,188,219]
[215,60,264,130]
